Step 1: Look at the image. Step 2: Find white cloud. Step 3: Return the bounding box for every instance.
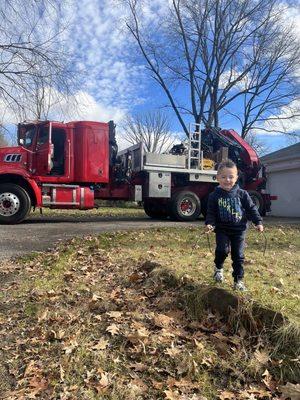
[0,89,126,127]
[141,0,170,22]
[281,3,300,38]
[263,99,300,133]
[61,0,146,114]
[65,91,127,123]
[116,129,181,152]
[219,69,249,90]
[58,0,174,120]
[0,0,150,128]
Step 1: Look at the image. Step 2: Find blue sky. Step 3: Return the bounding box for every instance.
[62,0,300,153]
[2,0,300,153]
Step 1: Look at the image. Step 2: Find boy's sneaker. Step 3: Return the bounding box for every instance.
[234,280,246,291]
[213,268,224,283]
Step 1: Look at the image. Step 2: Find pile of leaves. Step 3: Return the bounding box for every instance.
[0,231,299,399]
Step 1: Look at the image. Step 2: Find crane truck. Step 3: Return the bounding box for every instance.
[0,120,270,224]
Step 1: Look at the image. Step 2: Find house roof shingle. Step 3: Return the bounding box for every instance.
[261,142,300,162]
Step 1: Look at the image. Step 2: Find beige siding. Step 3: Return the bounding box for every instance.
[266,168,300,217]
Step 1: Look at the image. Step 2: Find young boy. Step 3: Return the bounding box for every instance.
[205,159,264,291]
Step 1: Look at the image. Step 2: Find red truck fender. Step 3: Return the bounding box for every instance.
[26,177,42,206]
[0,170,42,207]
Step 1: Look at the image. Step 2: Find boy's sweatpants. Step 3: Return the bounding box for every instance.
[214,230,246,282]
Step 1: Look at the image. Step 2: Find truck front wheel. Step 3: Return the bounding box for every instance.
[170,191,201,221]
[0,184,31,224]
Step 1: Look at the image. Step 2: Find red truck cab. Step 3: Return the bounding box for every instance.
[17,121,111,183]
[0,120,114,223]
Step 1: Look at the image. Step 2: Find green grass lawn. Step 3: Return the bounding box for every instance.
[93,226,299,322]
[29,204,146,219]
[0,224,299,399]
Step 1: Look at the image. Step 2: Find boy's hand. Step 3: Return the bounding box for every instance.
[256,224,264,232]
[205,224,214,233]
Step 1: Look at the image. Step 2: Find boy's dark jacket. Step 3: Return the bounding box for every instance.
[205,184,262,232]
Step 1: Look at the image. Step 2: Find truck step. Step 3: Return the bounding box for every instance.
[42,184,80,206]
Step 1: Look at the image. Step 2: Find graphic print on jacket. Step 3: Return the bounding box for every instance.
[218,197,243,223]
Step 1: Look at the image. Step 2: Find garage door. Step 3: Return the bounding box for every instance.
[267,169,300,217]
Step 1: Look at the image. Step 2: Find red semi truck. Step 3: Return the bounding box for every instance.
[0,120,270,224]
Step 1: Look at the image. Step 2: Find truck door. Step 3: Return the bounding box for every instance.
[35,123,53,175]
[51,129,66,175]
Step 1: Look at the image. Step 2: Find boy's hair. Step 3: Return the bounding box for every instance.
[217,159,237,173]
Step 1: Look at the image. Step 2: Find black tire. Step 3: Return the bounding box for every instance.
[248,190,264,216]
[0,184,31,224]
[143,199,169,219]
[170,191,201,221]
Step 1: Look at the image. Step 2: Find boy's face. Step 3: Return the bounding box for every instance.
[217,167,238,191]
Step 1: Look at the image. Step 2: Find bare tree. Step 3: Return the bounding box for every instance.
[15,75,78,121]
[0,125,8,147]
[244,131,271,156]
[0,0,75,120]
[121,111,175,153]
[124,0,300,138]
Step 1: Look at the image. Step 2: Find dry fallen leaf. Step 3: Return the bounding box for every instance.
[107,311,123,319]
[24,360,37,377]
[47,329,65,341]
[129,272,143,282]
[98,371,110,388]
[37,309,49,322]
[153,313,174,328]
[201,356,214,367]
[152,380,164,390]
[63,338,79,354]
[165,345,181,357]
[254,349,270,365]
[164,389,181,400]
[240,386,275,399]
[127,326,150,344]
[129,362,148,372]
[128,378,148,395]
[91,293,102,302]
[218,390,236,400]
[194,338,205,351]
[60,364,65,382]
[262,369,276,392]
[279,382,300,400]
[92,338,110,350]
[106,324,120,336]
[212,332,230,342]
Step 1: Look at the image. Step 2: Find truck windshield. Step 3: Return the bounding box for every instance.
[19,128,36,148]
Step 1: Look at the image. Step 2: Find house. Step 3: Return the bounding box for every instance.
[261,142,300,217]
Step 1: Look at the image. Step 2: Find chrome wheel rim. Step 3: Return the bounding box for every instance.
[0,192,20,216]
[180,198,196,216]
